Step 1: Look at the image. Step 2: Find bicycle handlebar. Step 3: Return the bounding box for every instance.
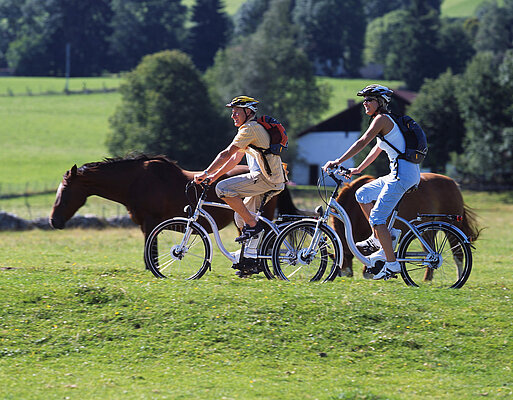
[325,165,352,180]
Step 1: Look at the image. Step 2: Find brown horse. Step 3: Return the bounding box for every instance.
[50,153,298,242]
[332,173,480,278]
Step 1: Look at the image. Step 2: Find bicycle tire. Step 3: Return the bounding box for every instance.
[397,222,472,288]
[258,222,293,279]
[272,220,342,282]
[144,218,211,280]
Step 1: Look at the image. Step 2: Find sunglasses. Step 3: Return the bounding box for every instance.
[363,98,376,103]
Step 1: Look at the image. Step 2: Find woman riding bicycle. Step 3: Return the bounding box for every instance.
[323,84,420,280]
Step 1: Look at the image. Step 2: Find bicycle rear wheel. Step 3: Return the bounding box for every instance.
[397,223,472,288]
[145,219,211,279]
[272,220,342,282]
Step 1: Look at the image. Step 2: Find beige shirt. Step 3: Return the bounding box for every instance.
[231,119,286,184]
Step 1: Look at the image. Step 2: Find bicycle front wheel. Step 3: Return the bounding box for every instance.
[272,220,342,282]
[397,223,472,288]
[145,219,211,280]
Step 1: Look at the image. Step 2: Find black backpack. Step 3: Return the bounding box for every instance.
[378,113,428,164]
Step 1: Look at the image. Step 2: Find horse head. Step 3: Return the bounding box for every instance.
[49,165,88,229]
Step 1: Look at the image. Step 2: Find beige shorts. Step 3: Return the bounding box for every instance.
[215,171,285,227]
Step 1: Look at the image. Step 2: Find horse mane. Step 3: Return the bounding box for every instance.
[77,154,179,174]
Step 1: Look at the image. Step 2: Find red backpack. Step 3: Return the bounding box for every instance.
[248,115,288,176]
[255,115,288,155]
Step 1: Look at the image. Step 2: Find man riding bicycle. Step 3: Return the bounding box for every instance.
[194,96,287,272]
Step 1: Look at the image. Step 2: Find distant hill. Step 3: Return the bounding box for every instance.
[185,0,499,18]
[441,0,503,17]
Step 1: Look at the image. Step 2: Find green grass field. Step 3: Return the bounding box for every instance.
[441,0,504,17]
[182,0,244,15]
[0,190,512,399]
[0,89,120,194]
[0,76,121,96]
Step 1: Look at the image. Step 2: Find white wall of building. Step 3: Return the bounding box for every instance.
[291,131,360,185]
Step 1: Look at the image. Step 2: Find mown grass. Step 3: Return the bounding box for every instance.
[441,0,504,17]
[182,0,244,15]
[0,76,121,96]
[0,91,120,192]
[0,191,511,399]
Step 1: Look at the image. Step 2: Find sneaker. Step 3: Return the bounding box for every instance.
[235,221,265,243]
[373,261,401,280]
[356,234,381,256]
[357,228,401,256]
[369,247,385,260]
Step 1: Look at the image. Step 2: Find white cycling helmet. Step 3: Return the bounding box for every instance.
[357,84,393,103]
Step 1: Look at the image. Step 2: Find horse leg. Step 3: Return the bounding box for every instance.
[339,258,353,277]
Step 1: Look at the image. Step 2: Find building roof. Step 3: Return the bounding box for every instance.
[298,89,417,137]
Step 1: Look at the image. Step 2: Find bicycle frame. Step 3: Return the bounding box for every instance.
[180,184,281,264]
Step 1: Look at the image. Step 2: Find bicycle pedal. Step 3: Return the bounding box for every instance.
[384,273,398,281]
[365,263,383,276]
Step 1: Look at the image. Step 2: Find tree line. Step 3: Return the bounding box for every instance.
[409,1,513,187]
[1,0,512,186]
[0,0,471,83]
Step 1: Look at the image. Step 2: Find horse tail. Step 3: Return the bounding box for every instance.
[461,203,481,242]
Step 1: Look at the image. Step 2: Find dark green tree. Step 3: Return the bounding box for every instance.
[363,9,407,66]
[364,1,472,90]
[384,0,442,90]
[187,0,231,71]
[0,0,23,67]
[362,0,441,20]
[6,0,113,76]
[206,0,330,138]
[362,0,407,21]
[232,0,270,38]
[107,50,231,169]
[407,70,465,173]
[437,19,475,75]
[453,52,513,186]
[474,0,513,56]
[293,0,365,76]
[108,0,187,71]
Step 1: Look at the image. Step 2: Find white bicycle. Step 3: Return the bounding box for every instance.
[144,181,300,279]
[271,167,473,288]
